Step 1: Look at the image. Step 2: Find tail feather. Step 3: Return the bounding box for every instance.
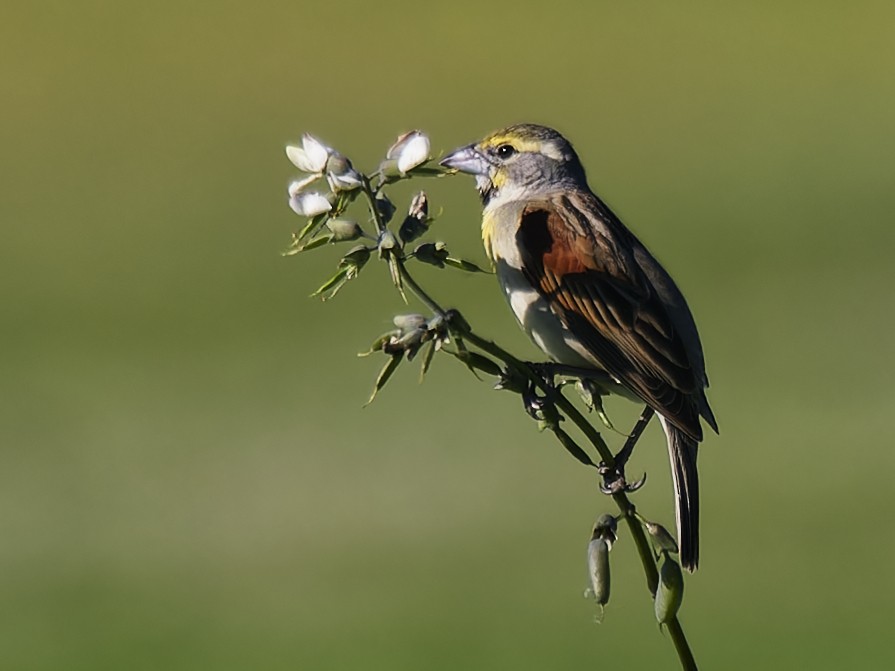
[659,415,700,571]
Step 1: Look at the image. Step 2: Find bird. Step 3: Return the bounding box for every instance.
[440,124,717,570]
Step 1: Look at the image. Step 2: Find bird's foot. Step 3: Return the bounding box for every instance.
[525,361,560,389]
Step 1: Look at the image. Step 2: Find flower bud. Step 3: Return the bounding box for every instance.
[374,194,397,225]
[393,314,427,332]
[289,191,332,217]
[338,245,371,272]
[413,241,449,268]
[387,131,430,174]
[645,520,679,555]
[286,134,331,173]
[325,153,363,192]
[378,230,398,255]
[326,219,364,242]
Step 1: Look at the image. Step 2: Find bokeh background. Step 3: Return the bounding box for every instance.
[4,1,895,668]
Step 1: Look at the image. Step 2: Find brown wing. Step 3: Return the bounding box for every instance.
[517,194,707,440]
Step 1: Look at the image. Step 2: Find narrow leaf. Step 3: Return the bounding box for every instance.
[297,212,330,242]
[552,427,597,467]
[419,339,436,382]
[444,257,492,274]
[283,234,333,256]
[358,332,397,357]
[364,352,404,406]
[387,255,408,303]
[310,268,349,298]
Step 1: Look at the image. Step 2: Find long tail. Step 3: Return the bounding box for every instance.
[658,415,700,572]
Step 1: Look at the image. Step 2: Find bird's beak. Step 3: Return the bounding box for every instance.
[440,144,490,176]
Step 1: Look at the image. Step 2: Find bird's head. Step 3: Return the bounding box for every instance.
[441,124,587,206]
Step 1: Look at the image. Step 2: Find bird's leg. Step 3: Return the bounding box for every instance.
[599,406,655,494]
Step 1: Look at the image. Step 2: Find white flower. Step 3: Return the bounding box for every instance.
[289,190,332,217]
[287,174,319,196]
[387,131,430,174]
[285,134,331,173]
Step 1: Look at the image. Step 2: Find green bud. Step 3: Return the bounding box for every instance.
[393,314,427,332]
[326,219,363,242]
[655,554,684,626]
[375,194,397,224]
[646,521,679,555]
[413,241,449,268]
[378,230,398,254]
[399,217,428,245]
[339,245,371,273]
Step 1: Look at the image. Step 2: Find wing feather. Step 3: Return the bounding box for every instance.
[517,195,708,439]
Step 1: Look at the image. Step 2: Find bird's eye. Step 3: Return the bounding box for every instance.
[495,144,517,159]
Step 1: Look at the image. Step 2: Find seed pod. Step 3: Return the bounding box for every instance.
[655,554,684,626]
[587,537,611,606]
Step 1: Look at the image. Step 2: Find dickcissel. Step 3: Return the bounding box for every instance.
[441,124,717,570]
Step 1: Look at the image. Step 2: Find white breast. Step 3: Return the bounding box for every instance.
[495,260,597,370]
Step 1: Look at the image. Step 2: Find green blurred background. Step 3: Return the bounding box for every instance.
[3,1,894,668]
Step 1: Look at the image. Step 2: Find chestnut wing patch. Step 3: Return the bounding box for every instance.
[517,203,703,439]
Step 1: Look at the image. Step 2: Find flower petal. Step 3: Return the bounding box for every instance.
[396,132,430,173]
[286,145,318,173]
[301,134,331,172]
[287,174,320,196]
[289,191,332,217]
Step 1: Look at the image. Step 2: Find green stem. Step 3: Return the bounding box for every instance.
[361,176,386,234]
[396,259,445,315]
